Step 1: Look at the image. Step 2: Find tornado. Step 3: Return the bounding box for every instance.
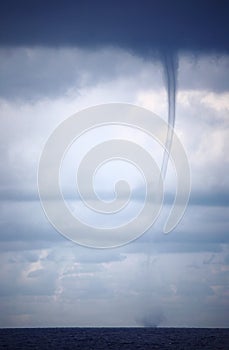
[161,51,178,179]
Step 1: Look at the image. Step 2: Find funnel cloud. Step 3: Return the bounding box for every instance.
[161,51,178,178]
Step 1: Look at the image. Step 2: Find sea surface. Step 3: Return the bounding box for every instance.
[0,327,228,349]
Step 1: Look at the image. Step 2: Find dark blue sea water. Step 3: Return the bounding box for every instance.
[0,327,228,349]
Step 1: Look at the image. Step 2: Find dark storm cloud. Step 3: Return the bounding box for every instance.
[0,0,228,53]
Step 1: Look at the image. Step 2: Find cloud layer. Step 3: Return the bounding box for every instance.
[0,47,228,327]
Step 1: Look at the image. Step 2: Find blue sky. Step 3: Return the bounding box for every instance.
[0,1,228,327]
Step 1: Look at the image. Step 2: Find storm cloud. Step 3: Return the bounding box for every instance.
[0,0,228,53]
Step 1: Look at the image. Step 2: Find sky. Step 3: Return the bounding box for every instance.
[0,1,229,327]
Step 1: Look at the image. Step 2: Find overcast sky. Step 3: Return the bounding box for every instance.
[0,1,228,327]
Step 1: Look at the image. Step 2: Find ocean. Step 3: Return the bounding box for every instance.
[0,327,228,349]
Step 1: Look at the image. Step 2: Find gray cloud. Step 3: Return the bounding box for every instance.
[178,54,229,92]
[0,49,228,101]
[0,47,162,100]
